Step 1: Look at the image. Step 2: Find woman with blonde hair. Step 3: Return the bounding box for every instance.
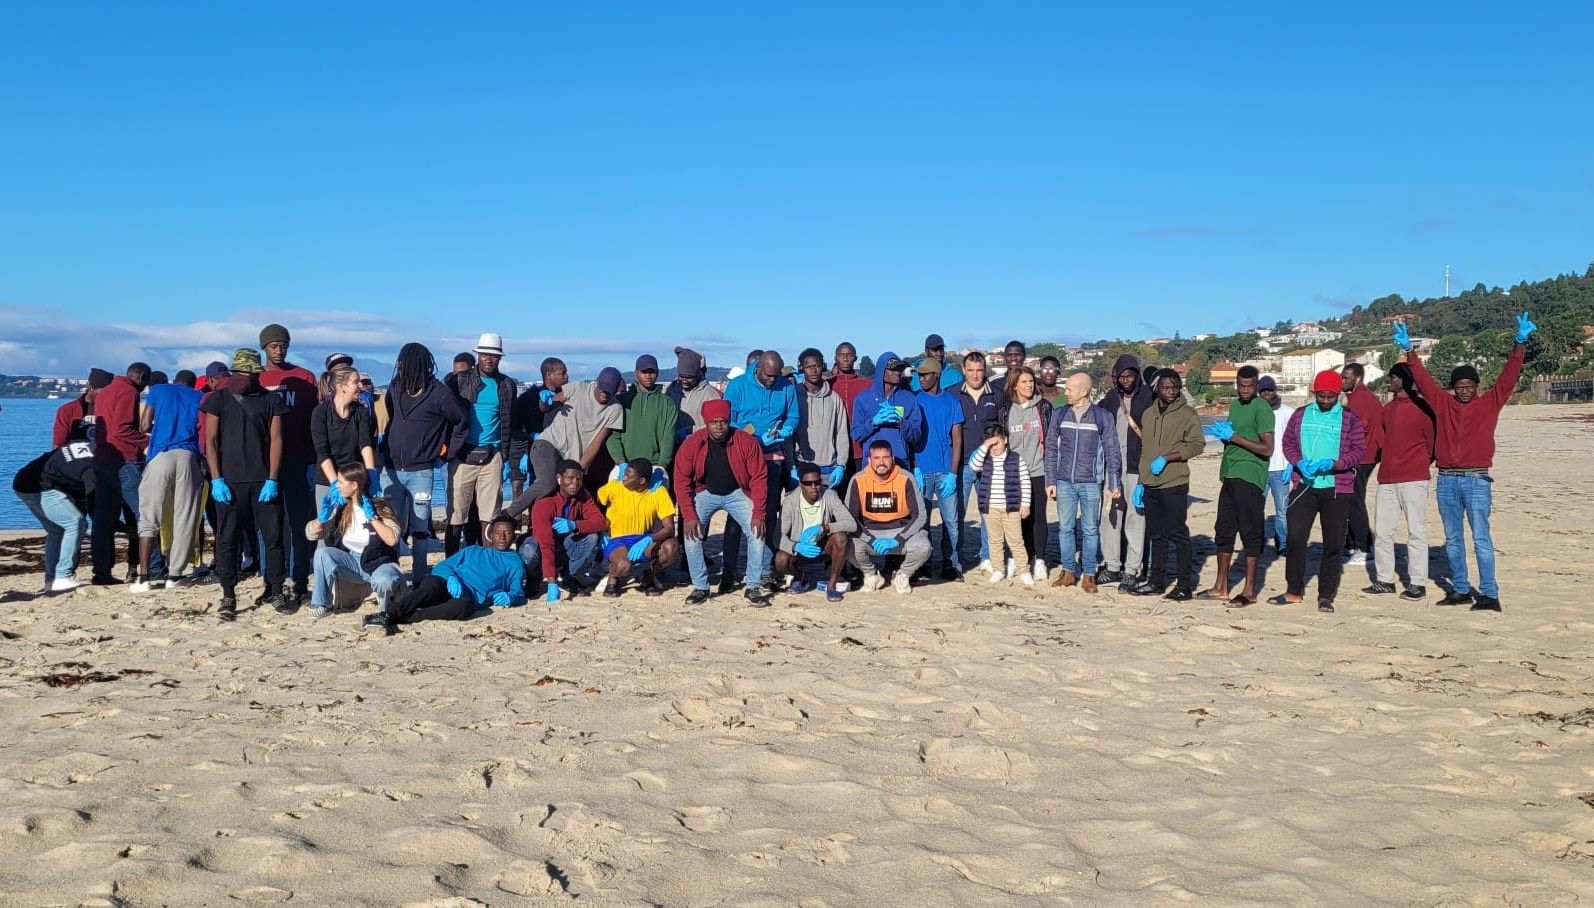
[305,463,403,620]
[311,363,377,509]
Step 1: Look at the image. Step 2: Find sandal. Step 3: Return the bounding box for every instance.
[1195,590,1227,601]
[1227,594,1255,608]
[1266,594,1297,606]
[1317,599,1335,612]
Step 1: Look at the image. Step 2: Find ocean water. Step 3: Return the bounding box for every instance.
[0,397,466,531]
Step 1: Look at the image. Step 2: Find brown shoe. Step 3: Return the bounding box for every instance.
[1052,570,1077,588]
[1081,576,1097,593]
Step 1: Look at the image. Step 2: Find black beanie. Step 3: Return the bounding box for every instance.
[259,323,291,348]
[87,368,114,389]
[1449,364,1481,386]
[674,346,704,379]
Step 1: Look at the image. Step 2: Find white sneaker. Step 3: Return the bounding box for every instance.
[974,559,993,575]
[892,573,912,595]
[1019,572,1035,588]
[859,572,886,593]
[1006,558,1016,578]
[1032,559,1047,582]
[130,576,154,594]
[49,576,82,592]
[988,569,1005,584]
[592,576,609,596]
[1344,550,1367,566]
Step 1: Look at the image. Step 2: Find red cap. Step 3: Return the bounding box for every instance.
[1312,369,1344,393]
[701,399,731,422]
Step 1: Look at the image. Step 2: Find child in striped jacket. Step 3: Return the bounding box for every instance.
[968,423,1034,587]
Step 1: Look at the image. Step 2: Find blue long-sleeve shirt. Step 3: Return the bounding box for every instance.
[849,349,925,464]
[432,545,527,606]
[724,371,798,453]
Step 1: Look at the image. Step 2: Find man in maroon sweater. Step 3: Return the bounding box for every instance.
[673,398,771,606]
[1340,362,1384,568]
[90,362,152,584]
[520,460,605,603]
[1364,363,1436,601]
[1393,314,1532,612]
[53,368,112,448]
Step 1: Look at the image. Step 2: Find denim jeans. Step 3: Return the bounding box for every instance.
[311,545,404,612]
[33,490,86,581]
[1437,472,1496,597]
[518,533,601,584]
[684,490,765,590]
[958,460,989,566]
[385,467,437,540]
[1056,481,1104,575]
[922,470,960,571]
[1267,469,1291,552]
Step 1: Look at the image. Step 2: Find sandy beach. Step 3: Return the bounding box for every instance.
[1,404,1591,906]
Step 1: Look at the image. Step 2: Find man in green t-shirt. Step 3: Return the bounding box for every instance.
[1201,365,1275,606]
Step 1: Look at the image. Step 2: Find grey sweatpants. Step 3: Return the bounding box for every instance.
[849,527,931,578]
[137,449,203,576]
[1374,479,1428,586]
[1099,470,1145,573]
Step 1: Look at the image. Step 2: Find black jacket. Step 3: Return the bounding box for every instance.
[382,379,470,470]
[310,400,375,484]
[39,441,98,511]
[445,368,517,462]
[1097,354,1156,475]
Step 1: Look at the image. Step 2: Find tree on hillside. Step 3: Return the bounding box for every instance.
[1426,330,1512,389]
[857,355,875,378]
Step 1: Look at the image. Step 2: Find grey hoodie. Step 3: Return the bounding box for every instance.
[795,381,850,469]
[778,487,859,554]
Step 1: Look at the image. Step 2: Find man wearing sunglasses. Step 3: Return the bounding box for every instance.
[774,462,858,602]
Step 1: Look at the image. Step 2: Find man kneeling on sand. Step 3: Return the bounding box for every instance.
[845,440,930,594]
[367,512,526,635]
[595,458,680,599]
[774,462,858,602]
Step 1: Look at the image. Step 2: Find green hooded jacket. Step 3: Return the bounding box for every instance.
[606,383,681,467]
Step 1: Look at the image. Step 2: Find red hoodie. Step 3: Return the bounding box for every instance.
[1405,347,1523,470]
[1344,384,1384,466]
[829,372,871,459]
[93,376,147,465]
[528,492,606,580]
[1377,395,1436,484]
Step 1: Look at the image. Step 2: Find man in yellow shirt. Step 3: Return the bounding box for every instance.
[597,457,680,598]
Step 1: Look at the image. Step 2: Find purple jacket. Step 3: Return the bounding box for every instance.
[1281,406,1366,494]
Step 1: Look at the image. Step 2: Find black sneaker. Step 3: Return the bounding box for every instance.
[1095,568,1124,585]
[1470,596,1502,612]
[293,585,311,607]
[1164,587,1194,602]
[1400,585,1427,601]
[270,591,296,614]
[1437,591,1473,606]
[684,588,711,605]
[717,575,742,596]
[744,587,773,608]
[940,565,964,582]
[1127,580,1166,597]
[761,576,783,593]
[217,597,237,621]
[1318,599,1336,613]
[90,575,124,586]
[1363,581,1397,595]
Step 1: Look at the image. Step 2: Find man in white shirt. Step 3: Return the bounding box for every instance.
[1258,376,1296,558]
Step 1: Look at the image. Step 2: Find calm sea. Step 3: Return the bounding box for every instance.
[0,397,465,531]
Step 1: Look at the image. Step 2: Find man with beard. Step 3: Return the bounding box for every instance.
[674,399,773,607]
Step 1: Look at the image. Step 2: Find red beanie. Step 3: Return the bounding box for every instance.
[701,399,731,422]
[1312,369,1344,393]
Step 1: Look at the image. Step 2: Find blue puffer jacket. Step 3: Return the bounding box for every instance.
[1044,402,1123,491]
[848,349,925,464]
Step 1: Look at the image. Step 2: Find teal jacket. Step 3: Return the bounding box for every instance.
[606,383,681,467]
[433,546,527,606]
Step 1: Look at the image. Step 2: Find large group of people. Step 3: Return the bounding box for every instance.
[10,313,1535,629]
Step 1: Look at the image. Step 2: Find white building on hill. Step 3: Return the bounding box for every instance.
[1281,348,1346,388]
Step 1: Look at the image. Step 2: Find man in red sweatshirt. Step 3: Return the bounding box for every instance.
[673,398,771,607]
[1394,314,1532,612]
[90,362,152,584]
[1363,363,1436,601]
[1340,362,1384,569]
[521,460,605,603]
[829,342,872,467]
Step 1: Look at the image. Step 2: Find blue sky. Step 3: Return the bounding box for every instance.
[1,3,1590,378]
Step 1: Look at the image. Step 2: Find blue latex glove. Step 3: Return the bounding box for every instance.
[519,454,529,475]
[649,467,667,491]
[798,526,821,544]
[790,466,800,483]
[539,388,556,406]
[489,591,514,608]
[795,541,822,558]
[1132,484,1145,509]
[1393,320,1412,351]
[552,517,576,535]
[912,467,925,492]
[360,497,377,521]
[1205,421,1235,442]
[317,494,338,523]
[871,537,900,556]
[937,472,958,498]
[210,477,232,505]
[1298,460,1318,481]
[367,469,382,497]
[872,400,899,426]
[1515,311,1537,344]
[627,536,652,562]
[1313,458,1336,476]
[258,478,280,502]
[1149,456,1168,476]
[501,459,512,481]
[761,426,783,446]
[828,465,845,487]
[445,575,463,599]
[545,583,561,603]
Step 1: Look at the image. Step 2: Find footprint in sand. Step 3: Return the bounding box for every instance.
[917,738,1033,781]
[624,770,667,793]
[673,805,728,831]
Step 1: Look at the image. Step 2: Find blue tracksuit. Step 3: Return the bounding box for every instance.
[849,349,925,464]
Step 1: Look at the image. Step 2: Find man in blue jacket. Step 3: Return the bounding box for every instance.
[721,350,797,591]
[850,351,925,467]
[1045,373,1122,592]
[368,512,526,634]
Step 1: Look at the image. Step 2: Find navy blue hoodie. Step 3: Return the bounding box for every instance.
[848,350,925,464]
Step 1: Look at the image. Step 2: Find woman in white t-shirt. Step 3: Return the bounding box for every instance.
[305,463,404,620]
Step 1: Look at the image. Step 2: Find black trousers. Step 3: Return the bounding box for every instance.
[1145,484,1191,590]
[1214,477,1266,557]
[389,575,476,623]
[1019,475,1047,568]
[721,462,784,580]
[215,481,285,597]
[1287,486,1351,601]
[1346,464,1375,551]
